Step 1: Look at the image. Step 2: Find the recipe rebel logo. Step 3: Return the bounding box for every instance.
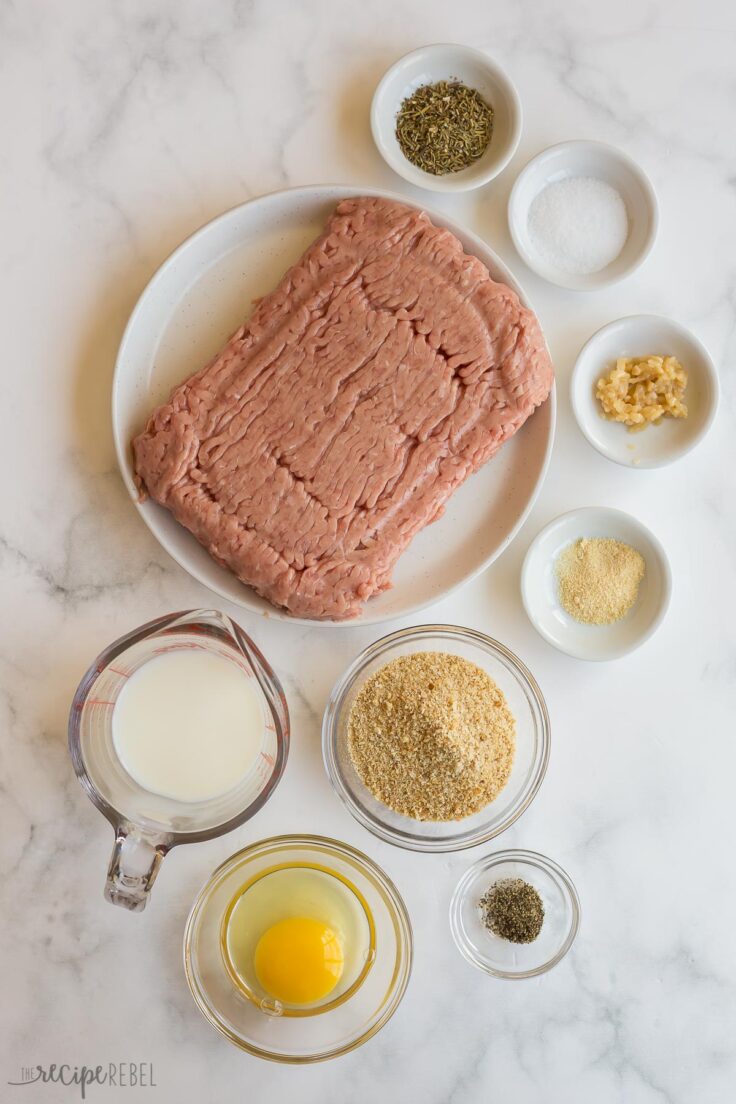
[8,1063,156,1098]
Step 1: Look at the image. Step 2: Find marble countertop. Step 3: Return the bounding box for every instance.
[2,1,735,1101]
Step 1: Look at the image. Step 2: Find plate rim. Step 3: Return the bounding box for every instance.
[112,183,556,627]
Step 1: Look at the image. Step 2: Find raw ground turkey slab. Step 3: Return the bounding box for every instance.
[133,197,554,620]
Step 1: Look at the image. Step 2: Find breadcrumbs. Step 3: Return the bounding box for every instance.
[556,537,645,625]
[347,652,516,822]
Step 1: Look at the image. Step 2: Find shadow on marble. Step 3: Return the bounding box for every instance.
[334,46,421,183]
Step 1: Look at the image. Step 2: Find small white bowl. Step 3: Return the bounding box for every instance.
[508,140,658,290]
[371,44,522,193]
[521,508,671,661]
[571,314,719,468]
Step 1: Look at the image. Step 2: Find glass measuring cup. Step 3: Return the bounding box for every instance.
[68,609,289,912]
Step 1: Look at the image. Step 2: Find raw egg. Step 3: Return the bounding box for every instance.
[222,863,374,1014]
[254,916,343,1004]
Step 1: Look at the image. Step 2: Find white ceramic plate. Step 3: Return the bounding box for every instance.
[571,314,719,468]
[508,141,658,291]
[521,507,671,661]
[371,45,522,193]
[113,185,555,626]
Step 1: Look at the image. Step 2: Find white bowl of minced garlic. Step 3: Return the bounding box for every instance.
[521,507,672,661]
[571,314,719,468]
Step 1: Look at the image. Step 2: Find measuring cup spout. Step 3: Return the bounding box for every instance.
[105,825,171,912]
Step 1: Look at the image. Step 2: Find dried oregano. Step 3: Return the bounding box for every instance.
[396,80,494,175]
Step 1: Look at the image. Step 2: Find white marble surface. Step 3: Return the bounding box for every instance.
[1,0,735,1100]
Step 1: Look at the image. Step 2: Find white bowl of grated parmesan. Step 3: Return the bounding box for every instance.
[521,507,672,661]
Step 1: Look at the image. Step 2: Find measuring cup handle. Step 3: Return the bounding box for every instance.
[105,826,169,912]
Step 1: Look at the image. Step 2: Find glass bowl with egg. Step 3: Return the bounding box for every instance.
[322,625,550,852]
[183,835,412,1063]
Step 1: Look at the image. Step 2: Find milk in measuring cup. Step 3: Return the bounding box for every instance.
[112,649,264,803]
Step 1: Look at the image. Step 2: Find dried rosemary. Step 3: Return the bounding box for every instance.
[479,878,544,943]
[395,80,493,175]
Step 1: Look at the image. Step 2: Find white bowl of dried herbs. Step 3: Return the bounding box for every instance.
[371,44,522,192]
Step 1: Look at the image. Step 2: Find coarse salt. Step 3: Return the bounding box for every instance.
[528,176,629,275]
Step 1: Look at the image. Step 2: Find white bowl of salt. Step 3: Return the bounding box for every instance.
[508,140,658,291]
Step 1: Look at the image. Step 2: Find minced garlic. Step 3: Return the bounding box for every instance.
[595,355,688,431]
[556,538,645,625]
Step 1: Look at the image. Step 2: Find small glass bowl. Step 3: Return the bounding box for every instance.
[450,849,580,978]
[322,625,550,852]
[183,835,412,1063]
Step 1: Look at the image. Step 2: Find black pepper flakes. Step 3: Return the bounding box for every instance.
[479,878,544,943]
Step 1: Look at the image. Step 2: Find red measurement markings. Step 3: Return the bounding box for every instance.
[86,700,116,706]
[107,667,129,678]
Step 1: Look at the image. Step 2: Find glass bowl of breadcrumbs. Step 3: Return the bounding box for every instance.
[322,625,550,852]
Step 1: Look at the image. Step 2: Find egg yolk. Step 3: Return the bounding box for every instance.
[254,917,344,1005]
